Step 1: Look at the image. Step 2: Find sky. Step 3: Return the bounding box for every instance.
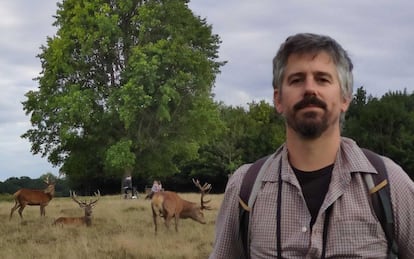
[1,0,414,181]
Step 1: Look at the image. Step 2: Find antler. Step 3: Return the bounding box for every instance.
[89,190,100,207]
[44,176,50,185]
[71,190,100,208]
[71,190,85,207]
[192,179,212,210]
[44,174,60,185]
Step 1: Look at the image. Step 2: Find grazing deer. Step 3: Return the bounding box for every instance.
[151,178,212,233]
[53,190,100,227]
[9,176,56,220]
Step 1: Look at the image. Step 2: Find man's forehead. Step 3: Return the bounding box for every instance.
[286,51,334,64]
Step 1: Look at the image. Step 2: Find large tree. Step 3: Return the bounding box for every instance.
[22,0,225,184]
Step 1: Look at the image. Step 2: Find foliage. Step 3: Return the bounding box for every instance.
[0,193,13,202]
[22,0,224,182]
[241,101,285,162]
[104,139,135,173]
[344,88,414,180]
[176,101,285,192]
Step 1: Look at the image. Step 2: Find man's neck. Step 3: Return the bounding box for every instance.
[286,128,341,172]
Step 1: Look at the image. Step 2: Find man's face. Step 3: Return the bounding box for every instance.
[274,51,350,139]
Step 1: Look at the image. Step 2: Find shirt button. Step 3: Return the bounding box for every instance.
[301,226,307,233]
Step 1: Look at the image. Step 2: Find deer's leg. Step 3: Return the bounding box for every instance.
[9,202,20,220]
[164,214,173,230]
[40,205,45,216]
[151,206,158,234]
[174,214,179,232]
[17,204,26,219]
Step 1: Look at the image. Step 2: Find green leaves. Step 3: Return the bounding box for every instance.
[22,0,225,182]
[344,88,414,180]
[104,140,135,172]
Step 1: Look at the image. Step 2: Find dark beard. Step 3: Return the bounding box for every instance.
[288,111,329,139]
[286,96,329,139]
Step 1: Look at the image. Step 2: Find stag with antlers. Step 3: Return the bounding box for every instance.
[151,178,212,233]
[10,176,56,220]
[53,190,100,227]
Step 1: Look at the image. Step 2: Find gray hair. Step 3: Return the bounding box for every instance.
[272,33,354,101]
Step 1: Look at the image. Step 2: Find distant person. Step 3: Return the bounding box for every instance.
[209,33,414,258]
[146,180,162,199]
[123,175,132,199]
[152,180,163,193]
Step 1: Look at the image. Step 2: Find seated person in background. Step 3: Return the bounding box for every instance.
[146,180,162,199]
[157,181,163,191]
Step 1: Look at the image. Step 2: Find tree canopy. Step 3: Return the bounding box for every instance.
[22,0,225,186]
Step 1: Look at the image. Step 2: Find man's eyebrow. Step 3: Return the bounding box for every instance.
[314,71,334,80]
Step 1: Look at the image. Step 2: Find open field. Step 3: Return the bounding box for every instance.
[0,192,224,259]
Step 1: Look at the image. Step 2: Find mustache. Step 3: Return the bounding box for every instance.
[293,95,327,111]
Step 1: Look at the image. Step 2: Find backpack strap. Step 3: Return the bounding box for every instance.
[362,148,398,259]
[239,156,269,211]
[239,155,270,258]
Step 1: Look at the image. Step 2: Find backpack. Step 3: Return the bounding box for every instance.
[239,148,399,259]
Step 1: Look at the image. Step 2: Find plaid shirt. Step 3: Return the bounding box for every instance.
[209,137,414,259]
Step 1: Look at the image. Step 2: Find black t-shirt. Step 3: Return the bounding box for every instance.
[292,164,334,227]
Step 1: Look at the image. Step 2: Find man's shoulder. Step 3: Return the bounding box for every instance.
[381,155,413,186]
[227,163,252,190]
[340,137,412,185]
[340,136,360,151]
[339,137,385,172]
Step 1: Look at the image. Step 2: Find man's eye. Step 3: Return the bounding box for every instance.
[317,77,330,83]
[289,78,301,84]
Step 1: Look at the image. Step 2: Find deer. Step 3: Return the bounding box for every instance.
[9,176,56,220]
[53,190,100,227]
[151,178,212,233]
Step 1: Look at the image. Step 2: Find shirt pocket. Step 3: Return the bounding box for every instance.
[328,220,387,257]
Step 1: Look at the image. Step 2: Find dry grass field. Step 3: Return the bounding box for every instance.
[0,192,224,259]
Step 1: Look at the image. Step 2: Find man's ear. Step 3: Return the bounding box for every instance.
[274,88,283,114]
[341,95,351,113]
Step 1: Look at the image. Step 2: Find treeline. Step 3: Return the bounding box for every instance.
[4,87,414,195]
[0,174,70,197]
[344,87,414,176]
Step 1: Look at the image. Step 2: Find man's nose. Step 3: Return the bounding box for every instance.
[303,78,317,95]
